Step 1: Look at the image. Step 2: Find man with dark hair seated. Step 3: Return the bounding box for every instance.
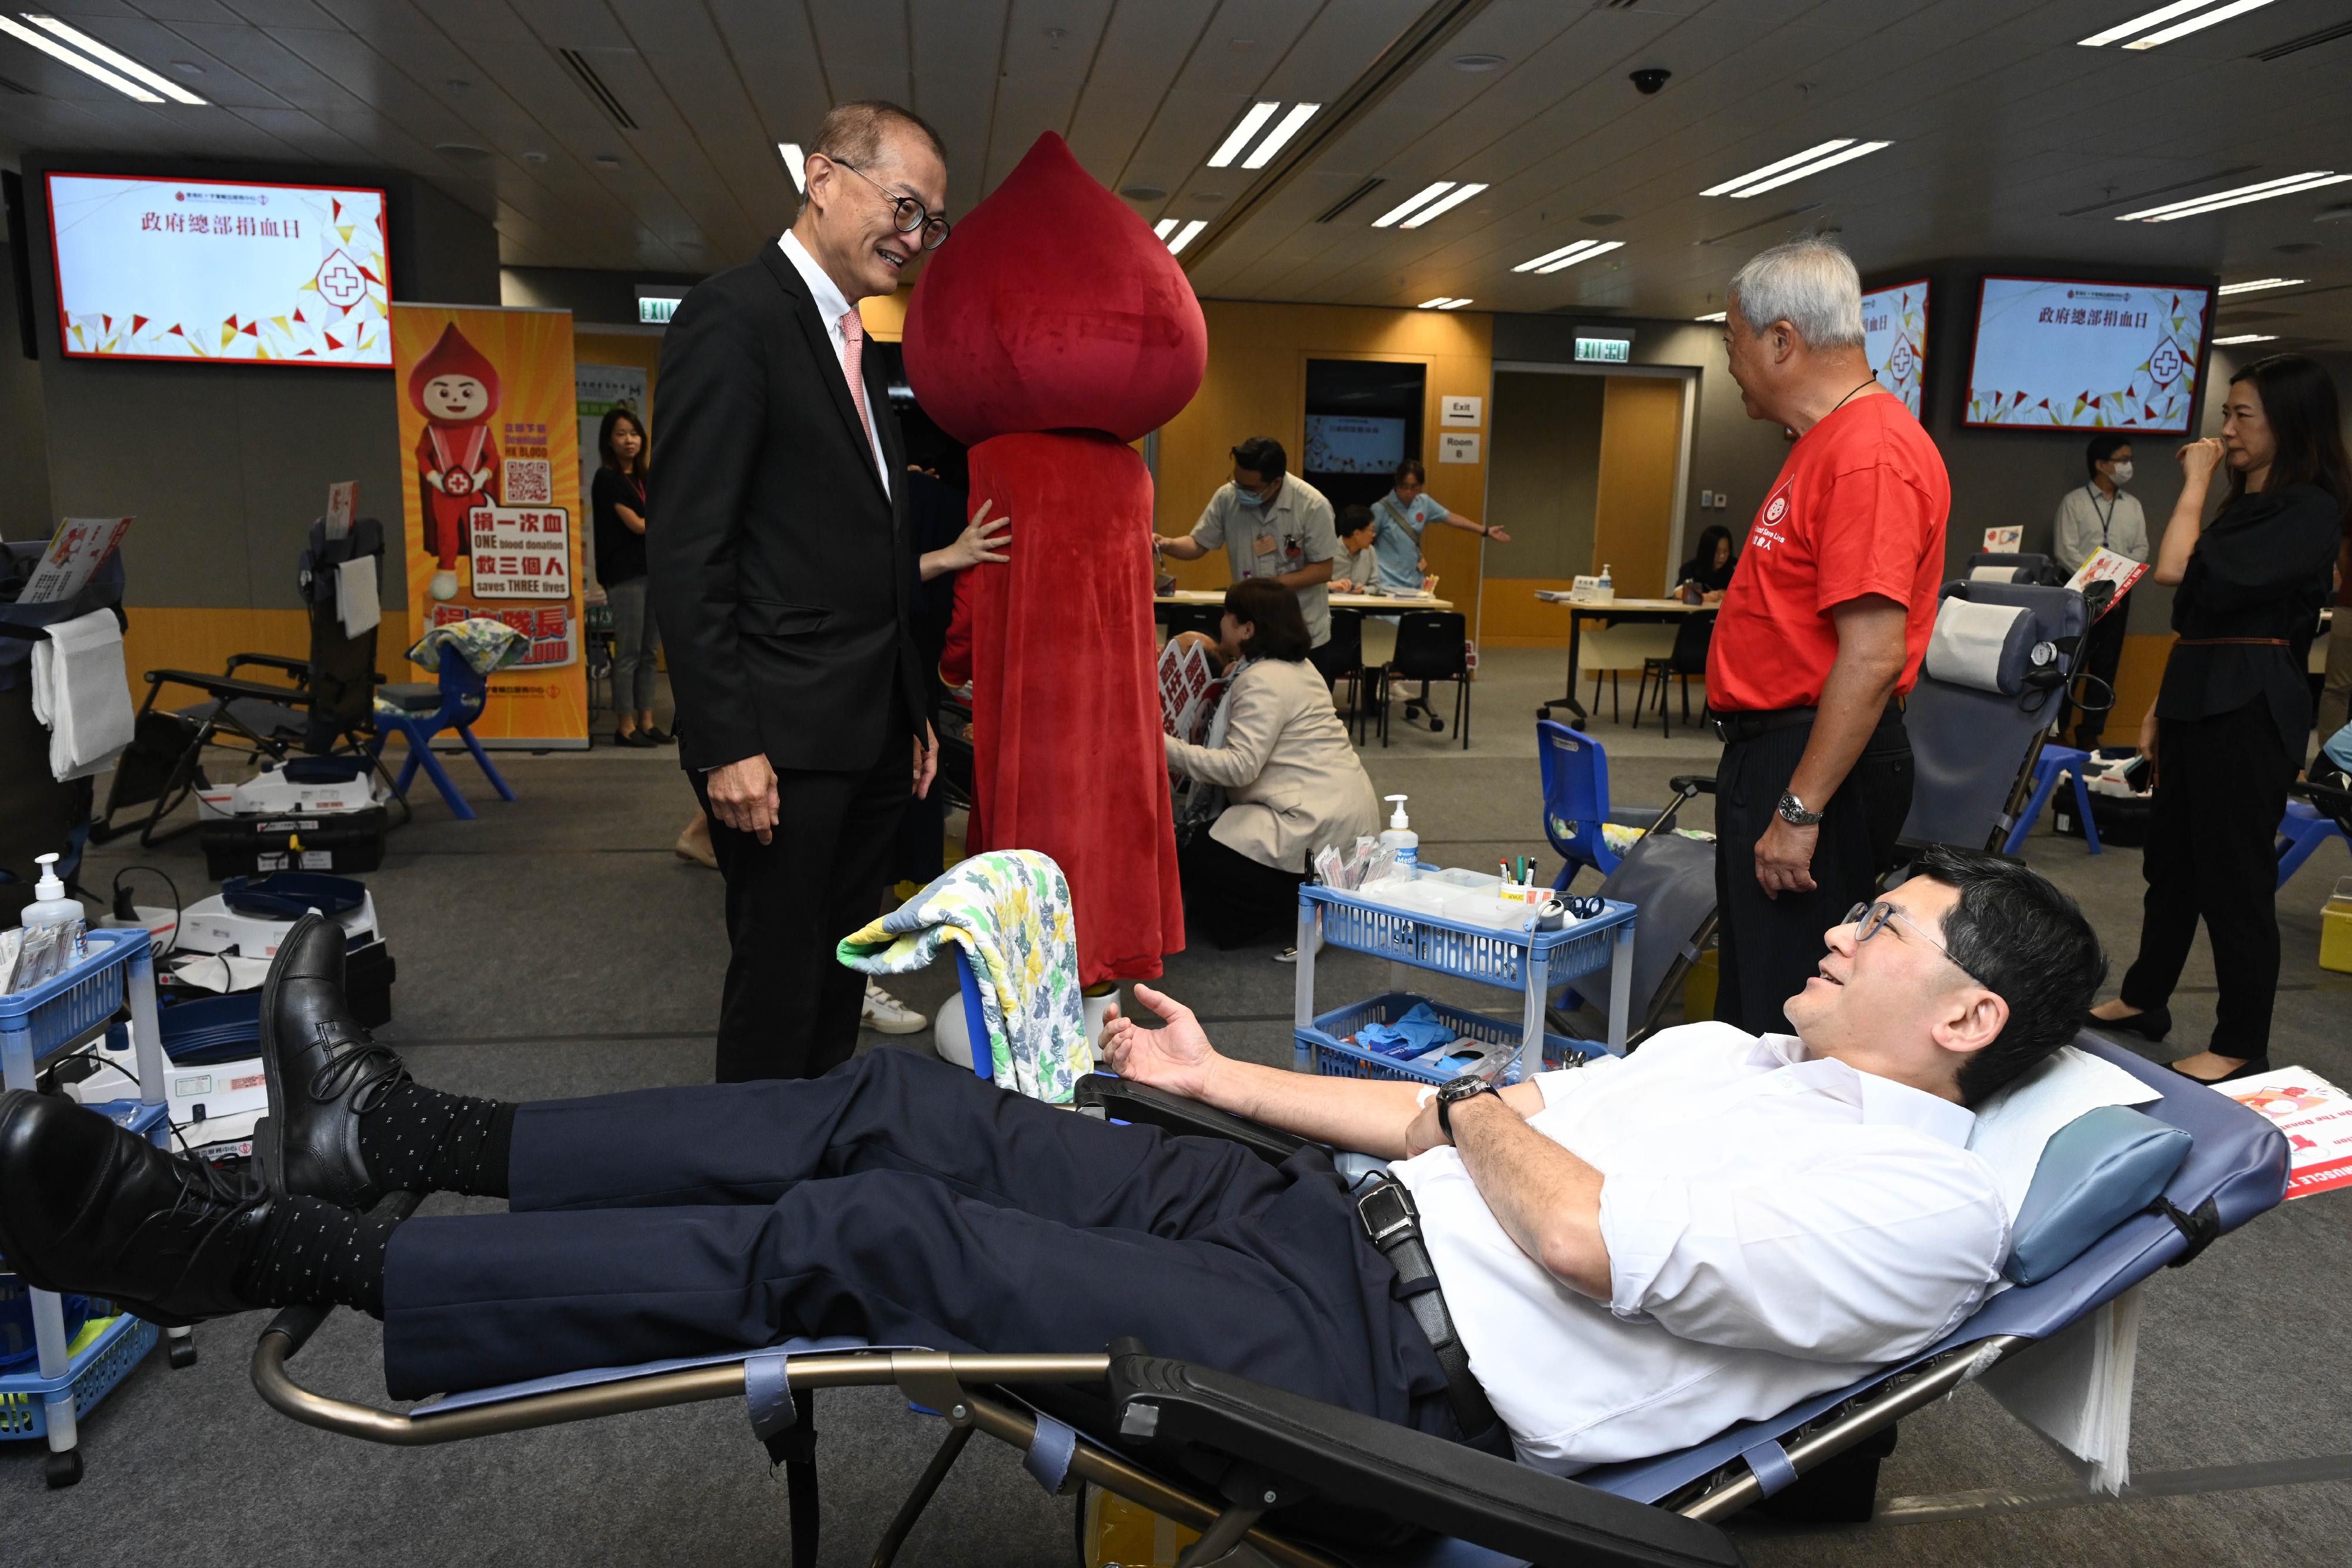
[0,848,2103,1472]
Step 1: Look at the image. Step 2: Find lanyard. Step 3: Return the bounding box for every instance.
[2085,484,2116,546]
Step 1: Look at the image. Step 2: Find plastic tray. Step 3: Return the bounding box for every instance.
[0,1313,157,1442]
[1302,885,1629,991]
[0,928,143,1064]
[1295,993,1593,1086]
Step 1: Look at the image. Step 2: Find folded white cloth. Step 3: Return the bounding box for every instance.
[1967,1044,2163,1222]
[336,554,380,637]
[29,608,133,782]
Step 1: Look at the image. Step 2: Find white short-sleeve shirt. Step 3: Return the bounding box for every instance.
[1390,1023,2007,1472]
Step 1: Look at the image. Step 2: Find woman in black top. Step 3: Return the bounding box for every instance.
[593,408,667,747]
[2090,355,2350,1081]
[1673,523,1738,602]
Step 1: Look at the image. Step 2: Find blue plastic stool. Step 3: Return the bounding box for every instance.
[369,643,517,821]
[2275,798,2347,890]
[2004,745,2102,856]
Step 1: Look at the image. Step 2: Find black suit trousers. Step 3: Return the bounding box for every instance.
[1712,711,1915,1035]
[690,714,914,1082]
[379,1049,1456,1440]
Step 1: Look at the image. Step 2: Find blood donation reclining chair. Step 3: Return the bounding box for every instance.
[244,1028,2285,1568]
[1897,579,2089,854]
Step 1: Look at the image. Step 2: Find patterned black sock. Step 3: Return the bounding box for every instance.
[356,1081,515,1199]
[236,1195,397,1318]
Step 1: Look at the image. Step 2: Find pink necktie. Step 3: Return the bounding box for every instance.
[838,307,879,471]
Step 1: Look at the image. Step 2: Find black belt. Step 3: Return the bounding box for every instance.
[1355,1175,1501,1445]
[1709,697,1906,745]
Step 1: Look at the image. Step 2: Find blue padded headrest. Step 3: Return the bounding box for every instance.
[2004,1105,2191,1285]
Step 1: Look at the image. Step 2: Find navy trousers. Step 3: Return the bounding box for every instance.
[382,1049,1455,1437]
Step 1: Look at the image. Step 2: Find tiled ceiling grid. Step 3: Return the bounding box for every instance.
[0,1,2342,342]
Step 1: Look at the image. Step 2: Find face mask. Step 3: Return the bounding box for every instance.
[1235,487,1265,507]
[2109,462,2134,485]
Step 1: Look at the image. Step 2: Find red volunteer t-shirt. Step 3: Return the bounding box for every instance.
[1706,393,1950,713]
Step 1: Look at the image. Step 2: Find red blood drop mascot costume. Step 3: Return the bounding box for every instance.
[904,134,1206,983]
[409,323,503,603]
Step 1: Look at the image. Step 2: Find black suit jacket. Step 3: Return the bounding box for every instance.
[647,241,928,774]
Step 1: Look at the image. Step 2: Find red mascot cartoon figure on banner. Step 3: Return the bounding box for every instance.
[904,132,1207,984]
[409,322,503,602]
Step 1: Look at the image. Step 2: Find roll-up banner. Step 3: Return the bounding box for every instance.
[392,303,586,747]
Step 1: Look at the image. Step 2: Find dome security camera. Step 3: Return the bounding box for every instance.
[1630,68,1671,95]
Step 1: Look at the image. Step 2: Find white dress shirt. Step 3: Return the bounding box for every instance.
[1390,1022,2007,1473]
[777,231,889,501]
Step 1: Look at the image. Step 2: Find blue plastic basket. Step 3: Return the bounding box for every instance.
[0,1313,158,1442]
[1295,993,1593,1086]
[1302,886,1629,991]
[0,927,143,1064]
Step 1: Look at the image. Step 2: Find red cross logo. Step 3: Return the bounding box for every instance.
[315,249,365,309]
[2149,340,2183,389]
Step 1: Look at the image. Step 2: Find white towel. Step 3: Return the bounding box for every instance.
[336,554,380,637]
[1967,1044,2163,1222]
[29,608,133,782]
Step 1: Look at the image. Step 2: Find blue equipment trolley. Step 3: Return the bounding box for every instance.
[0,926,192,1488]
[1292,875,1636,1085]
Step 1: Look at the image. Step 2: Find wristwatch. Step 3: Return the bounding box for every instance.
[1775,791,1823,828]
[1435,1075,1501,1142]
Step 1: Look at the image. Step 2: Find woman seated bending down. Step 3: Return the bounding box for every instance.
[1167,577,1378,950]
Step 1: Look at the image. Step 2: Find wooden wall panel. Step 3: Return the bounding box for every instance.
[1590,377,1683,601]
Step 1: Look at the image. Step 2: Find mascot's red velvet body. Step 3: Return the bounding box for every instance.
[904,134,1206,984]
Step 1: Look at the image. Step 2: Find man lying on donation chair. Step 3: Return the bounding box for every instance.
[0,846,2102,1473]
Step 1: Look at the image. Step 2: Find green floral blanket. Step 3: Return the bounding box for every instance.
[836,850,1090,1102]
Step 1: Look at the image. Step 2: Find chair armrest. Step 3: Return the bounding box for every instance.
[1108,1350,1740,1568]
[145,668,319,707]
[1073,1075,1315,1168]
[1665,775,1715,796]
[226,651,310,681]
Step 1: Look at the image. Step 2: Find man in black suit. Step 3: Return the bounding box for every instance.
[650,101,957,1082]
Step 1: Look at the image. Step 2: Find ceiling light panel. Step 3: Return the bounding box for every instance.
[1437,298,1471,310]
[2118,171,2352,220]
[1207,102,1279,169]
[1725,141,1892,199]
[1372,181,1454,227]
[2077,1,2224,46]
[1696,310,1728,322]
[1399,182,1487,228]
[1418,296,1455,308]
[2213,333,2277,343]
[1241,102,1319,169]
[777,142,806,193]
[1536,240,1622,273]
[1154,219,1179,240]
[0,15,159,100]
[2123,0,2276,49]
[1514,240,1601,272]
[1701,139,1853,197]
[2217,277,2303,294]
[23,15,202,103]
[1165,219,1207,255]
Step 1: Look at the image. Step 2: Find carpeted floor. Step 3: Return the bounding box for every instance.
[8,647,2348,1565]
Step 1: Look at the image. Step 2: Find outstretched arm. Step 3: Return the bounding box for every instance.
[1100,984,1541,1159]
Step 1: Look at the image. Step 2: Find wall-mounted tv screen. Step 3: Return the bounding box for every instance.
[1302,413,1406,475]
[1860,278,1929,419]
[1965,276,2212,433]
[45,172,390,366]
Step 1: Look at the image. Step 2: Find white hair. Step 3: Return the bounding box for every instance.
[1728,238,1864,350]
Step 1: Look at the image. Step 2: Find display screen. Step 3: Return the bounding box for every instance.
[1965,276,2212,433]
[1860,279,1929,419]
[1303,414,1405,474]
[46,172,391,366]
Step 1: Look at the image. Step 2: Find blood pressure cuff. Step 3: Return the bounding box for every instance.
[1924,597,2061,696]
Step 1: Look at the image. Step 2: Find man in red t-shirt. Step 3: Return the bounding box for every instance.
[1705,239,1951,1034]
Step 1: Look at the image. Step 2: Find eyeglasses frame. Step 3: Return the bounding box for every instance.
[823,155,951,250]
[1840,900,1994,989]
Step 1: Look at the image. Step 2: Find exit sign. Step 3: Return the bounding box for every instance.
[1574,334,1631,363]
[639,296,678,325]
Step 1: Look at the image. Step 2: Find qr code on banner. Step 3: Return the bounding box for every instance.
[505,460,552,504]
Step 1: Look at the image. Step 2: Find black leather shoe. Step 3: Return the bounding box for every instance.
[2170,1055,2272,1085]
[0,1091,269,1328]
[259,912,409,1211]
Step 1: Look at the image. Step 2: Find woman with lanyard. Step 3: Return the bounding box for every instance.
[1371,457,1509,727]
[2089,355,2348,1082]
[592,407,669,748]
[2052,434,2150,748]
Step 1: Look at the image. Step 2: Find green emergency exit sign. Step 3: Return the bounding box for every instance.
[1574,335,1631,363]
